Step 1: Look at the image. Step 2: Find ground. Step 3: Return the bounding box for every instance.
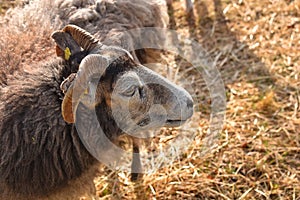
[0,0,299,199]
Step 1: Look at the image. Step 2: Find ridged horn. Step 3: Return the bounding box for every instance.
[61,54,109,123]
[62,24,100,52]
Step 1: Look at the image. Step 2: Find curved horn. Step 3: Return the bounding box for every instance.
[62,24,100,52]
[62,54,109,123]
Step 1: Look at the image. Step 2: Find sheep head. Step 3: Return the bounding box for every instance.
[52,25,194,136]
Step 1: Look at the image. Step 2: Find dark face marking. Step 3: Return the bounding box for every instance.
[92,56,137,138]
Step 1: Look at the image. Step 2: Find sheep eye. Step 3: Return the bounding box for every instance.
[122,86,137,97]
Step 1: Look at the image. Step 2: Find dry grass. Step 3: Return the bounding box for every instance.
[1,0,300,199]
[95,0,299,199]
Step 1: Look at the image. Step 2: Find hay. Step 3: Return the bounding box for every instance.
[92,0,300,199]
[102,0,300,199]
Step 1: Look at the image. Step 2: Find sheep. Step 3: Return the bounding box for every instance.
[0,0,194,199]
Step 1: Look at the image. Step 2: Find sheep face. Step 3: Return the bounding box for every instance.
[63,51,193,137]
[110,63,194,135]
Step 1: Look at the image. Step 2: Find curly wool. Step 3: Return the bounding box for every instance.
[0,59,96,197]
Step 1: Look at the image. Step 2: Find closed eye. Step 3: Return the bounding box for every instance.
[122,85,137,97]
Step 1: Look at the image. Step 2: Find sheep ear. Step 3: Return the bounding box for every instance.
[51,31,82,61]
[61,86,75,123]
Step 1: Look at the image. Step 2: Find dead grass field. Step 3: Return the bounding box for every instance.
[1,0,299,199]
[135,1,300,199]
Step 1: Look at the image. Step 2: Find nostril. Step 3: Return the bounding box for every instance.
[186,98,194,108]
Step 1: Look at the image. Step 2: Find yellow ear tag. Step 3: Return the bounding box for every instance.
[64,47,71,60]
[84,88,89,95]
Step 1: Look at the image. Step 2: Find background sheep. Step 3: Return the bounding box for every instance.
[0,0,194,199]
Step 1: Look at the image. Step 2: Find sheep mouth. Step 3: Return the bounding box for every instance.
[136,118,187,128]
[165,119,187,127]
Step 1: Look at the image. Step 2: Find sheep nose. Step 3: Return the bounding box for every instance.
[184,97,194,119]
[187,98,194,109]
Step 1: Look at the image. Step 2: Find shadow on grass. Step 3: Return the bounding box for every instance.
[131,0,299,199]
